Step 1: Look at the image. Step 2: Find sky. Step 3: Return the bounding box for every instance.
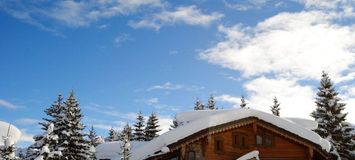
[1,0,355,147]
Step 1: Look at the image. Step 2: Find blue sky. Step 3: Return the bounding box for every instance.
[1,0,355,147]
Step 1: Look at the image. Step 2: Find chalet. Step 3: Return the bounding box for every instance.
[97,108,331,160]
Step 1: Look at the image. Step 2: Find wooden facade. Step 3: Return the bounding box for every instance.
[146,117,329,160]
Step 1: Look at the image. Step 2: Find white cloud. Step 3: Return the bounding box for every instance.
[0,99,17,109]
[200,11,355,80]
[223,0,268,11]
[129,5,223,30]
[15,118,40,125]
[147,82,204,92]
[157,116,172,134]
[215,94,241,107]
[200,6,355,124]
[114,33,132,47]
[245,77,316,119]
[19,129,34,143]
[0,0,163,28]
[145,98,159,105]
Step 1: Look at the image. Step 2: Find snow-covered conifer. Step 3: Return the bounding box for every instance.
[120,134,131,160]
[34,123,61,160]
[207,95,216,110]
[194,98,204,110]
[0,137,16,160]
[169,115,179,130]
[311,71,353,159]
[144,112,161,141]
[133,111,145,141]
[121,123,133,141]
[60,91,91,159]
[106,128,120,142]
[270,97,281,116]
[240,96,247,108]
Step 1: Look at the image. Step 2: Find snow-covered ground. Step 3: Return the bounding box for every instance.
[96,141,148,160]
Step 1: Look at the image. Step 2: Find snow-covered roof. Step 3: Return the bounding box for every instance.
[96,141,147,160]
[131,108,331,160]
[236,150,259,160]
[0,121,21,146]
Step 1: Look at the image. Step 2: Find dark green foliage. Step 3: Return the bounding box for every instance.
[311,72,353,159]
[133,111,145,141]
[270,97,281,116]
[121,123,133,141]
[240,96,247,108]
[194,98,204,110]
[144,112,161,141]
[207,95,216,110]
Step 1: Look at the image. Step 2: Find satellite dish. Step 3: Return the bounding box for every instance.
[0,121,22,146]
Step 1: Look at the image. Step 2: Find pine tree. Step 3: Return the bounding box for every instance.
[0,137,16,160]
[144,112,161,141]
[26,95,65,160]
[270,97,281,116]
[311,71,353,159]
[60,91,91,159]
[240,96,247,108]
[88,126,99,160]
[194,98,204,110]
[207,95,216,110]
[169,115,179,130]
[34,123,61,160]
[106,128,120,142]
[88,126,100,147]
[121,123,133,141]
[133,111,145,141]
[120,134,131,160]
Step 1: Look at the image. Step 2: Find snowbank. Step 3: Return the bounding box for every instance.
[0,121,21,146]
[131,108,331,160]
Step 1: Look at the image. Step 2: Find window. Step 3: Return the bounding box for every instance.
[264,134,273,147]
[255,132,274,147]
[232,132,247,148]
[256,134,263,146]
[187,151,195,160]
[214,136,224,153]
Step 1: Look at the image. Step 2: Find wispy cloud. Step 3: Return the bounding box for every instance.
[129,5,223,30]
[147,82,204,92]
[85,103,137,120]
[0,99,17,109]
[114,33,133,47]
[15,118,40,125]
[0,0,164,32]
[223,0,269,11]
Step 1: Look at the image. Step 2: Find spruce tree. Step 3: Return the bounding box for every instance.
[133,111,145,141]
[169,115,179,130]
[120,134,131,160]
[0,137,16,160]
[26,95,65,160]
[34,123,61,160]
[194,98,204,110]
[207,95,216,110]
[106,128,120,142]
[311,71,353,159]
[60,91,91,159]
[240,96,247,108]
[121,123,133,141]
[270,97,281,116]
[88,126,99,160]
[144,112,161,141]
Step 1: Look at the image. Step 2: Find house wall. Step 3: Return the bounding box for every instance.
[203,124,308,160]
